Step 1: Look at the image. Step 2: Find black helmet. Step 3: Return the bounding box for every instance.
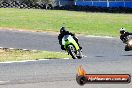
[120,28,125,34]
[60,27,66,34]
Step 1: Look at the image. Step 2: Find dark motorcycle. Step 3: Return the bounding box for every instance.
[124,36,132,51]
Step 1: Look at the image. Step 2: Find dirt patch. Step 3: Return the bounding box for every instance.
[0,27,59,35]
[0,27,86,36]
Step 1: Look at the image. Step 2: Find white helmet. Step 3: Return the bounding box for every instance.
[120,28,125,34]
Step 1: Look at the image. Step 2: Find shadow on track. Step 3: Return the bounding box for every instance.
[95,56,104,57]
[122,55,132,57]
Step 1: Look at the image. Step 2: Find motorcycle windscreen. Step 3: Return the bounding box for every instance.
[62,38,66,45]
[62,35,73,45]
[62,35,79,50]
[68,36,80,50]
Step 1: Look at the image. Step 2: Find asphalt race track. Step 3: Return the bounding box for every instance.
[0,29,132,88]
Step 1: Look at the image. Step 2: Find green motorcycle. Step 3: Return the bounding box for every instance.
[62,35,82,59]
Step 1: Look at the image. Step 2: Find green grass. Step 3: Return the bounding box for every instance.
[0,8,132,36]
[0,49,71,62]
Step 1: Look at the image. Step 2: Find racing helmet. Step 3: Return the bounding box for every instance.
[120,28,125,34]
[60,27,66,34]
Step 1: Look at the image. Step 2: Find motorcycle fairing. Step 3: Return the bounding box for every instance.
[62,35,79,50]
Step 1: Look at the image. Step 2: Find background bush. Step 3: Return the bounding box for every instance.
[0,0,132,13]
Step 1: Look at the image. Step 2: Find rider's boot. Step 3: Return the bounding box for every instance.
[125,45,129,51]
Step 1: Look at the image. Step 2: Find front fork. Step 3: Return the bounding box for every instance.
[66,48,77,55]
[77,49,82,56]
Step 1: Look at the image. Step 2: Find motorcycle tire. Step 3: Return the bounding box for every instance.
[125,45,130,51]
[68,45,77,59]
[77,50,82,59]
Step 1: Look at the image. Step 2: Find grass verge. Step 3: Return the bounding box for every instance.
[0,8,132,36]
[0,49,71,62]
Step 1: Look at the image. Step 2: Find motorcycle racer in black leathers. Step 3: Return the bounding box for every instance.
[120,28,132,43]
[58,27,82,50]
[120,28,132,51]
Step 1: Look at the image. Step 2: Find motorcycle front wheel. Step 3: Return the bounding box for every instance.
[77,50,82,59]
[68,45,77,59]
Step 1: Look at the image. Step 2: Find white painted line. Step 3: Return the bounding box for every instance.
[0,47,3,49]
[32,50,37,51]
[32,50,38,52]
[0,80,10,84]
[37,59,50,61]
[19,30,24,32]
[85,35,114,39]
[64,58,70,59]
[22,49,28,51]
[9,48,15,50]
[0,59,50,64]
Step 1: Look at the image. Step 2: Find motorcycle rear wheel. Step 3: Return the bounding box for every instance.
[125,45,130,51]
